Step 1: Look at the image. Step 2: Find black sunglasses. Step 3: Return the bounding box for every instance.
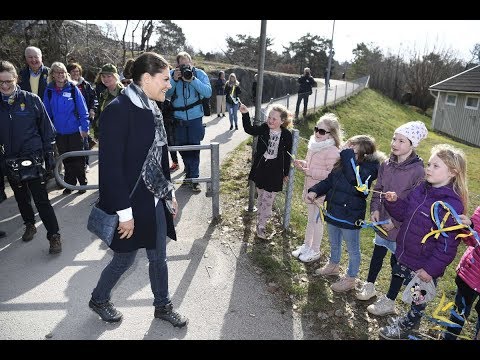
[314,127,330,135]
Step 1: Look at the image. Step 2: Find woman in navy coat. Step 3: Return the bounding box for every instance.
[88,52,187,328]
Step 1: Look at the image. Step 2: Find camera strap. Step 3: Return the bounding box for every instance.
[170,98,203,112]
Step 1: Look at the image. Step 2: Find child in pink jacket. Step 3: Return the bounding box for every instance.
[292,113,342,263]
[444,205,480,340]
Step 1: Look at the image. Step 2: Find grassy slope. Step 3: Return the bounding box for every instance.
[219,88,479,340]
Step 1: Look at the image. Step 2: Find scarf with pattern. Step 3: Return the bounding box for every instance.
[124,83,174,201]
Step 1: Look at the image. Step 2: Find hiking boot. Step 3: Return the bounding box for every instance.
[48,233,62,254]
[299,248,321,263]
[191,182,201,192]
[331,276,356,293]
[314,262,340,276]
[229,125,233,130]
[22,223,37,242]
[63,188,72,195]
[169,162,179,172]
[367,295,397,316]
[154,302,188,328]
[235,125,238,130]
[0,230,6,239]
[89,299,123,323]
[291,244,308,259]
[77,190,87,194]
[356,281,377,301]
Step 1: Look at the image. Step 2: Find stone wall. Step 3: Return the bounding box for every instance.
[206,68,300,108]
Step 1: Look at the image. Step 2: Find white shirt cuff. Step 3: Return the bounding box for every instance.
[117,207,133,222]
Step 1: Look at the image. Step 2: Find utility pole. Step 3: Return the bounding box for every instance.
[323,20,335,107]
[247,20,267,212]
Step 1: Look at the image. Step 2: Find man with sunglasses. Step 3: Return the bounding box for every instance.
[295,67,316,120]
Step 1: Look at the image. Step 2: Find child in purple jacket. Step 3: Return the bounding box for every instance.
[378,143,468,340]
[359,121,428,316]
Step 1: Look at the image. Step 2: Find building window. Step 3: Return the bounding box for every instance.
[445,94,457,106]
[465,96,479,110]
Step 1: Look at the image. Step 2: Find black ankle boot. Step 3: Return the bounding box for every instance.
[22,223,37,242]
[154,302,188,328]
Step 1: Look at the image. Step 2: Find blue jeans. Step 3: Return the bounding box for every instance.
[174,117,204,178]
[226,103,239,127]
[327,223,361,278]
[91,201,170,307]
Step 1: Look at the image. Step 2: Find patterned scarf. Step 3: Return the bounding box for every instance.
[124,83,174,201]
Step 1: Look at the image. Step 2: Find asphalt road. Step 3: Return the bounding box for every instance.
[0,79,351,340]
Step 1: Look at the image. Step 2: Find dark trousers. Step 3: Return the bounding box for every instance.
[444,275,480,340]
[8,177,59,237]
[56,133,87,186]
[366,244,396,283]
[295,93,309,117]
[174,117,204,179]
[83,136,90,166]
[91,201,170,307]
[386,262,436,329]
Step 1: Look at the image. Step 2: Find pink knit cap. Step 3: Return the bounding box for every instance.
[395,121,428,147]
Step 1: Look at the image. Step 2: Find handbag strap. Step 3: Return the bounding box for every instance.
[129,171,143,198]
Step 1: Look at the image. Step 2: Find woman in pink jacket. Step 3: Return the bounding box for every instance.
[444,206,480,340]
[292,113,342,263]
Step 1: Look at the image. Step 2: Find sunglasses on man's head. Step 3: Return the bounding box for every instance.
[314,127,330,135]
[121,80,132,85]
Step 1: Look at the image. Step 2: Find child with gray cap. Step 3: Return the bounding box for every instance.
[358,121,428,317]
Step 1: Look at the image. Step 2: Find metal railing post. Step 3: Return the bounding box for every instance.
[283,129,299,229]
[210,142,220,219]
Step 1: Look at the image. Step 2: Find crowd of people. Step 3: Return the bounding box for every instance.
[1,47,479,340]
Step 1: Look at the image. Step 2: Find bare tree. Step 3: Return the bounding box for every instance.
[131,21,141,57]
[122,20,129,65]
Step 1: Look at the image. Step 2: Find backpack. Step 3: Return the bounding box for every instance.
[47,84,79,119]
[170,67,211,116]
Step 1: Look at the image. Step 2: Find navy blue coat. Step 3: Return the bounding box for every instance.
[18,65,50,98]
[97,93,176,253]
[0,86,55,158]
[308,148,381,229]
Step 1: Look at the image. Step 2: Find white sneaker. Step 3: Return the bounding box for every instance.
[299,248,321,263]
[367,295,397,316]
[356,281,377,301]
[291,244,308,258]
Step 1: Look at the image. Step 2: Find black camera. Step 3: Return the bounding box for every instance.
[179,64,193,80]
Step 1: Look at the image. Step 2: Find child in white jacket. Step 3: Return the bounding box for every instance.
[292,113,342,262]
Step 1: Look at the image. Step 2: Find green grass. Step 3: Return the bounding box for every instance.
[220,88,479,340]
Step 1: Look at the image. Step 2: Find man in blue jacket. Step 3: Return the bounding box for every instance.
[0,60,62,254]
[18,46,50,98]
[166,51,212,192]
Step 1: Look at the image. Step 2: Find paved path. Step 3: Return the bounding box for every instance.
[0,80,350,340]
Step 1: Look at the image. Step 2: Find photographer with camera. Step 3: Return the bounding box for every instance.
[295,67,316,120]
[166,51,212,192]
[0,60,62,254]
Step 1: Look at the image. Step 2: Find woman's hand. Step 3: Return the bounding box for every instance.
[118,218,134,239]
[381,220,395,232]
[283,175,289,183]
[459,214,472,226]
